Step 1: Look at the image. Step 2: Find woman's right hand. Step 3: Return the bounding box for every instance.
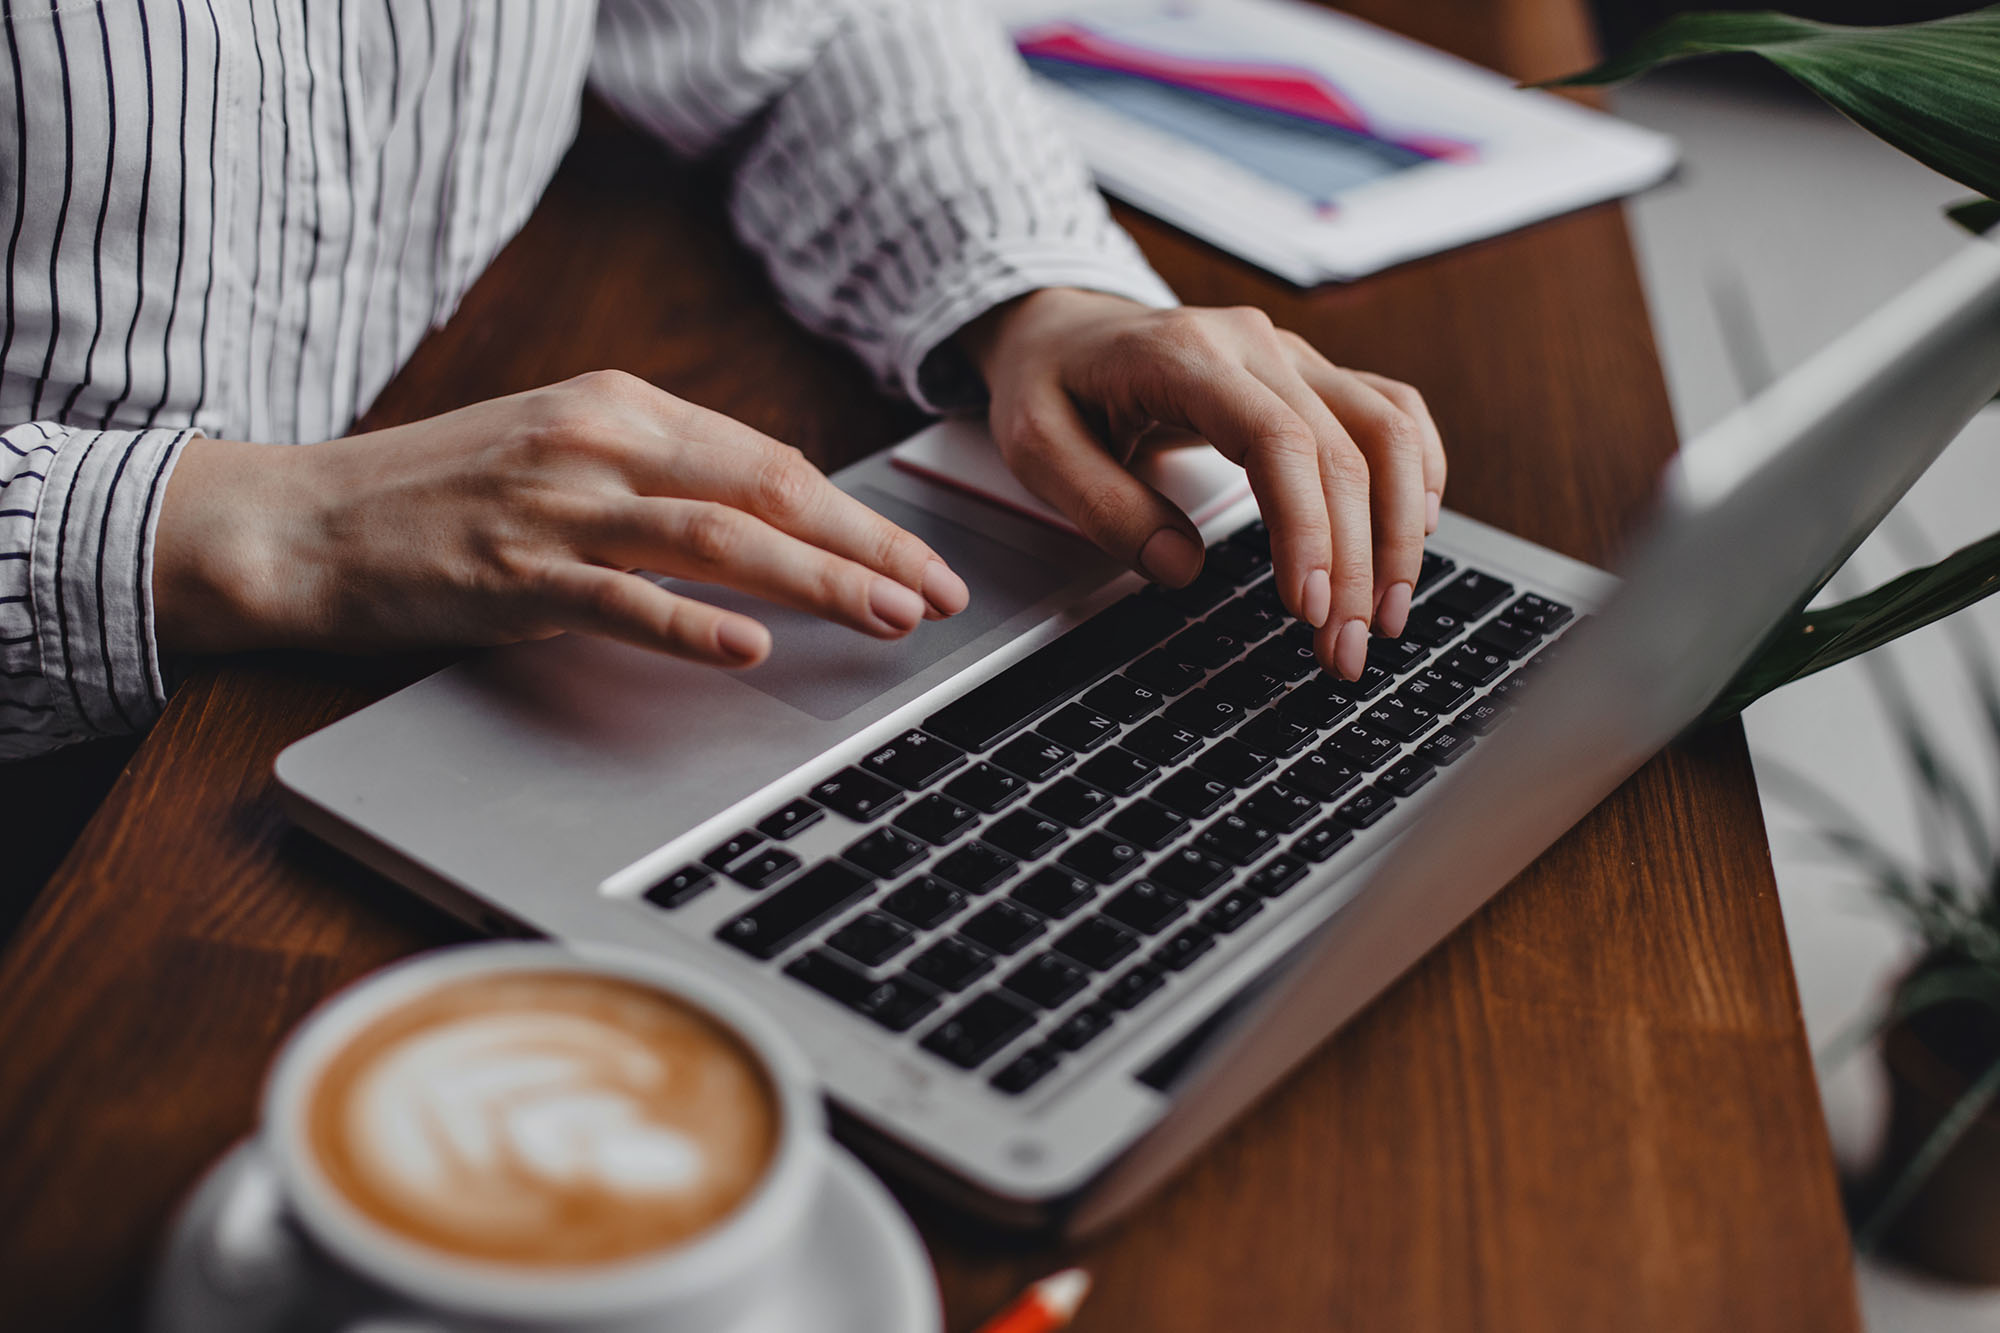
[153,370,970,665]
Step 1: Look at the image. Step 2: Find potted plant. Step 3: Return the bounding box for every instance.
[1549,5,2000,1280]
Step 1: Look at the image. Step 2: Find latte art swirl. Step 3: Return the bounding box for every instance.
[306,972,778,1266]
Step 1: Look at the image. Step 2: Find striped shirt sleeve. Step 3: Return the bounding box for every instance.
[0,420,191,759]
[587,0,1178,413]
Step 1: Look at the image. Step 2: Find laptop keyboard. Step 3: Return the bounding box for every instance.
[638,522,1578,1098]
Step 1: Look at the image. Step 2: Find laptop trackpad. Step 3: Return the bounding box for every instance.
[674,487,1074,721]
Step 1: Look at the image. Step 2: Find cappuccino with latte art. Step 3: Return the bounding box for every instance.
[303,970,780,1267]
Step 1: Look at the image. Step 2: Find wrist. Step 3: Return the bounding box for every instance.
[956,286,1146,387]
[153,437,324,655]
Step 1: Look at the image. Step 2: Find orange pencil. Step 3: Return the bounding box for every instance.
[973,1267,1092,1333]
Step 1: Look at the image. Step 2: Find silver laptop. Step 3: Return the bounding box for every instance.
[278,237,2000,1234]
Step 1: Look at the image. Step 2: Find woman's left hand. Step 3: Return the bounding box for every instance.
[959,288,1447,681]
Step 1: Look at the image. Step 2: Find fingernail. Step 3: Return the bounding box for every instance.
[718,619,769,664]
[1334,618,1369,682]
[921,559,969,617]
[1302,568,1331,628]
[870,578,925,633]
[1425,491,1441,533]
[1377,581,1413,638]
[1138,528,1203,587]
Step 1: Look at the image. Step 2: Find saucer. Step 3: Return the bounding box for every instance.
[150,1141,940,1333]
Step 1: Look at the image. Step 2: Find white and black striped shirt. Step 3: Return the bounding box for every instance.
[0,0,1173,758]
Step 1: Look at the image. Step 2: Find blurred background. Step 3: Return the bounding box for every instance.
[1593,1,2000,1322]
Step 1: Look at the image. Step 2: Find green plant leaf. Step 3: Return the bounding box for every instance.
[1702,528,2000,720]
[1539,9,2000,203]
[1951,197,2000,235]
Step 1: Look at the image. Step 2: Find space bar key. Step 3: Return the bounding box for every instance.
[717,861,872,962]
[925,595,1183,752]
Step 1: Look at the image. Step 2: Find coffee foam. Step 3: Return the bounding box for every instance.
[305,971,779,1267]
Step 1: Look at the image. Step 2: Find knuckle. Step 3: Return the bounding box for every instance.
[1258,414,1318,461]
[1151,307,1220,361]
[1325,443,1371,491]
[679,505,742,568]
[1374,410,1424,460]
[750,445,818,521]
[1226,304,1275,335]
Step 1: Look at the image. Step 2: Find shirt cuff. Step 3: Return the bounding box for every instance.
[30,426,196,740]
[899,244,1180,415]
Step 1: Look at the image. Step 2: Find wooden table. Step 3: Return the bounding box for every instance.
[0,2,1860,1329]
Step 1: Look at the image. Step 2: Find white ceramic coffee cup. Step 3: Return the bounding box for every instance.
[214,941,825,1332]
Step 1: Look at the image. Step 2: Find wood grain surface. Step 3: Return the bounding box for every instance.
[0,3,1859,1330]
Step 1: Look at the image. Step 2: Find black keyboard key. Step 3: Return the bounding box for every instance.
[881,876,966,930]
[1472,617,1540,659]
[1336,787,1397,828]
[1275,679,1356,730]
[1507,593,1573,633]
[1235,712,1315,757]
[985,810,1066,859]
[1401,603,1470,648]
[1124,718,1202,765]
[1155,925,1216,971]
[991,1047,1062,1095]
[1240,782,1319,833]
[1416,550,1455,593]
[1102,880,1188,935]
[1166,624,1246,671]
[1357,695,1437,744]
[1127,650,1206,697]
[1077,747,1159,797]
[642,865,714,910]
[1198,813,1279,866]
[1106,799,1188,851]
[1429,570,1513,619]
[1011,867,1096,919]
[1060,831,1146,884]
[1208,597,1286,642]
[1441,643,1509,685]
[925,594,1182,751]
[1151,846,1232,899]
[1031,777,1115,828]
[843,827,927,878]
[1325,725,1399,770]
[961,900,1047,954]
[862,729,966,791]
[718,861,872,960]
[1153,770,1232,819]
[729,848,802,890]
[785,948,881,1012]
[1418,726,1476,766]
[1209,662,1283,707]
[993,733,1074,782]
[1201,889,1264,934]
[1193,738,1275,788]
[1049,1004,1116,1051]
[1083,676,1163,724]
[920,992,1038,1069]
[810,768,903,821]
[1053,916,1141,971]
[1456,699,1507,735]
[1366,636,1431,675]
[703,830,764,871]
[1104,964,1168,1011]
[1399,668,1473,713]
[933,841,1019,894]
[1162,569,1237,616]
[1284,750,1363,802]
[945,763,1027,813]
[1381,756,1436,798]
[826,911,915,966]
[757,799,824,841]
[868,976,946,1033]
[1041,703,1120,753]
[908,936,994,991]
[1247,634,1318,683]
[1003,954,1091,1009]
[894,793,978,846]
[1293,818,1355,863]
[1205,540,1271,584]
[1246,854,1309,898]
[1164,691,1244,738]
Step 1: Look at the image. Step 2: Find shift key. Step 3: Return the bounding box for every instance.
[718,861,872,961]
